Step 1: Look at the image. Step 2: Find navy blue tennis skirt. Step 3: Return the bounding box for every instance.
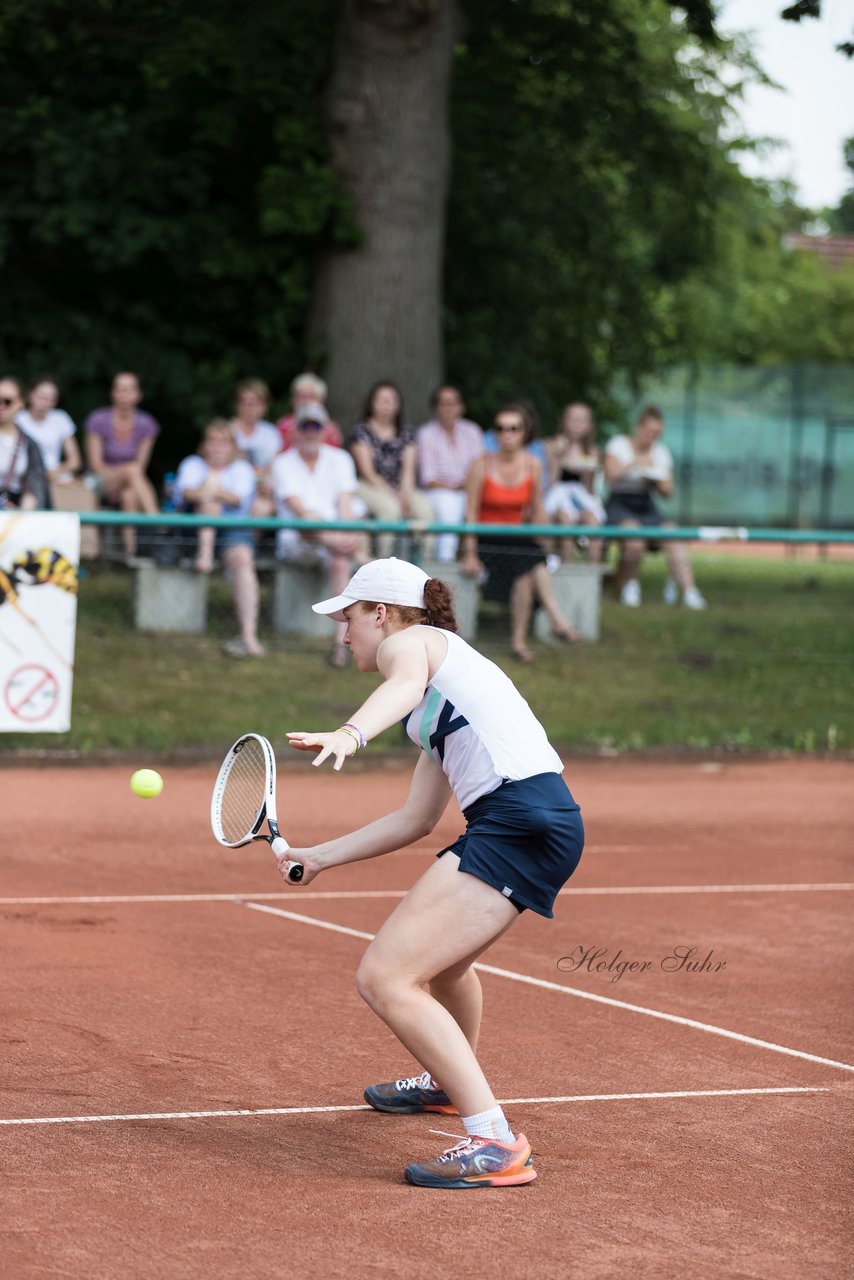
[438,772,583,918]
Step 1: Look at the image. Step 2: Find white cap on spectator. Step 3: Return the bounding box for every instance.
[312,557,431,620]
[296,400,329,427]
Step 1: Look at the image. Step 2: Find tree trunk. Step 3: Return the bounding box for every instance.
[308,0,457,431]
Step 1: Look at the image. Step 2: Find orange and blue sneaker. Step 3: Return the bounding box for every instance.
[404,1133,536,1189]
[364,1070,457,1115]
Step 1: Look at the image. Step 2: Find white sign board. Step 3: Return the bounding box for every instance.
[0,512,80,733]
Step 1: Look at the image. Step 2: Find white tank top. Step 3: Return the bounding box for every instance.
[404,629,564,811]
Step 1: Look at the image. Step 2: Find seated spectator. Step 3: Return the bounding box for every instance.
[416,385,483,563]
[17,377,82,483]
[543,402,606,563]
[174,420,265,658]
[271,401,369,668]
[0,376,50,510]
[604,404,706,609]
[276,373,343,451]
[84,371,160,558]
[230,378,281,517]
[461,403,581,662]
[482,397,549,472]
[350,381,433,558]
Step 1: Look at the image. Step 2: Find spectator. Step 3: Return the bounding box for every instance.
[173,420,265,658]
[230,378,281,517]
[416,385,484,562]
[461,403,581,662]
[17,377,82,483]
[350,381,433,558]
[604,404,706,609]
[543,402,606,563]
[276,373,343,451]
[271,401,369,668]
[483,397,549,472]
[84,371,160,558]
[0,376,50,510]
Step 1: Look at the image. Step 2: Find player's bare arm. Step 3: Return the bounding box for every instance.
[278,753,451,884]
[287,627,432,770]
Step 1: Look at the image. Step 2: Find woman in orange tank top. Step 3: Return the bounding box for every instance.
[461,403,580,662]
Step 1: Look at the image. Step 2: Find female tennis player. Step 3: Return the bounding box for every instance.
[283,557,584,1189]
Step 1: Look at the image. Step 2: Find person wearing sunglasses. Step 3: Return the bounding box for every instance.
[461,404,580,662]
[0,376,50,511]
[271,401,369,667]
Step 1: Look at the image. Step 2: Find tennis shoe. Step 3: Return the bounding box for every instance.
[404,1133,536,1189]
[620,579,642,607]
[364,1070,457,1115]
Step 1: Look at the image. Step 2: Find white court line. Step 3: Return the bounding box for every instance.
[0,896,409,906]
[392,845,671,856]
[242,901,854,1075]
[2,882,851,907]
[0,1086,829,1128]
[562,883,854,896]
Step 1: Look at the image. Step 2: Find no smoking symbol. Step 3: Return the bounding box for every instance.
[4,664,60,724]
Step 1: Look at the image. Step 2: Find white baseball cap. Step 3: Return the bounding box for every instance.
[312,557,431,621]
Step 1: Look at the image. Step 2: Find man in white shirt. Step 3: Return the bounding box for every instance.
[271,401,369,665]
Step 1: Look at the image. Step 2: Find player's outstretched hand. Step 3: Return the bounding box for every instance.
[287,730,357,772]
[276,847,321,886]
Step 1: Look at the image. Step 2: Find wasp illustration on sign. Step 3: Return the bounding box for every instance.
[0,546,78,668]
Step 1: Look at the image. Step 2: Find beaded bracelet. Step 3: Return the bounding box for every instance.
[341,721,368,750]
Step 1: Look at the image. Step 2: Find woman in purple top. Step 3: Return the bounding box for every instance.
[85,371,161,557]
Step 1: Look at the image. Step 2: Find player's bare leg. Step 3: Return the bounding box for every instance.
[356,853,519,1118]
[429,953,485,1052]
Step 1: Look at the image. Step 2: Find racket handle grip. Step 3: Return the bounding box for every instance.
[271,836,303,883]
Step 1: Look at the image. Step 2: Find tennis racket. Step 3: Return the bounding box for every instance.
[211,733,303,882]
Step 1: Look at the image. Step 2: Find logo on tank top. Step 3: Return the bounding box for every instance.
[405,689,469,763]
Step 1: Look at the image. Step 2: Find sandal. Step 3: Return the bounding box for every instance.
[511,645,535,664]
[551,625,582,644]
[223,637,265,659]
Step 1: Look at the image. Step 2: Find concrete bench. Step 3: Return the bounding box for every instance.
[272,560,336,639]
[133,561,209,633]
[418,560,479,641]
[533,562,605,642]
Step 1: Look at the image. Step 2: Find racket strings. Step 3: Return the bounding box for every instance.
[218,739,267,842]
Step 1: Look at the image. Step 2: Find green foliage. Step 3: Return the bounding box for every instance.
[824,138,854,233]
[0,0,338,466]
[0,0,849,467]
[444,0,756,429]
[663,178,854,365]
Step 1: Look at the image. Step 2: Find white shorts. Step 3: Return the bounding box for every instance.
[544,482,606,523]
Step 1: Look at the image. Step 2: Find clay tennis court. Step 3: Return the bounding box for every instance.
[3,756,852,1278]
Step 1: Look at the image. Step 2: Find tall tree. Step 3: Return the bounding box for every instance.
[308,0,458,427]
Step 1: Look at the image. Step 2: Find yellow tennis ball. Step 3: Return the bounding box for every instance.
[130,768,163,799]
